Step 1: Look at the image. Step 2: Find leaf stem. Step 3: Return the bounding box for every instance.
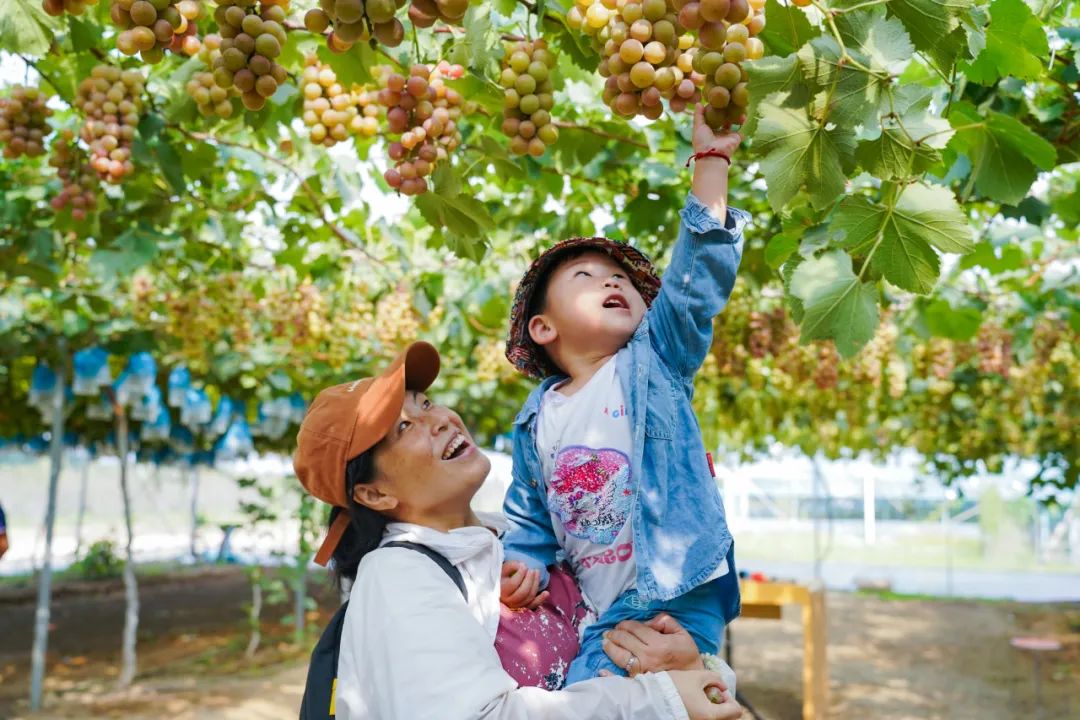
[809,0,880,77]
[831,0,893,12]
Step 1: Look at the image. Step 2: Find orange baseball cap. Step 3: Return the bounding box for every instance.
[294,341,441,566]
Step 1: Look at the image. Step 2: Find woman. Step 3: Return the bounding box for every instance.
[294,341,742,720]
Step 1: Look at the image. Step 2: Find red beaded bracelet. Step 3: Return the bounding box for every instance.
[685,148,732,167]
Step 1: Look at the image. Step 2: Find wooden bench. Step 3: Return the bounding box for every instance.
[736,580,828,720]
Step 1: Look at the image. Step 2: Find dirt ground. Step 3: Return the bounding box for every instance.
[1,567,1076,720]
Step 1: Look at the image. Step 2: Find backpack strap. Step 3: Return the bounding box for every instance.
[382,540,468,602]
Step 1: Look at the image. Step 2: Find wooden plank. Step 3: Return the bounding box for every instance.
[739,603,783,620]
[740,581,811,606]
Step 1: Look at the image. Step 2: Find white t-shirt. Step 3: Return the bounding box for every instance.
[536,357,729,615]
[536,357,637,614]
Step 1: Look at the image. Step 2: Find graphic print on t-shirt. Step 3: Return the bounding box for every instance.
[546,445,633,544]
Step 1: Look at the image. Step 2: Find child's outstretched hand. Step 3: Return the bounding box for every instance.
[691,104,742,158]
[500,560,550,610]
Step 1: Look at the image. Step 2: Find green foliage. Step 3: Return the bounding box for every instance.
[71,539,124,580]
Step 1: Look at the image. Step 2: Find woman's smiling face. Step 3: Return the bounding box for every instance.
[359,390,491,525]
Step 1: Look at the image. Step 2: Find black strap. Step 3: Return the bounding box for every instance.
[383,540,468,602]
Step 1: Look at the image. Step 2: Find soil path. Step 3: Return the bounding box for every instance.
[2,569,1075,719]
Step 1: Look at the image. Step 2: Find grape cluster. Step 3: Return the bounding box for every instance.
[685,0,765,129]
[42,0,99,16]
[976,324,1013,378]
[301,56,380,146]
[499,39,559,157]
[111,0,203,64]
[407,0,467,27]
[187,70,237,118]
[570,0,703,121]
[376,61,467,196]
[303,0,405,52]
[76,65,145,183]
[210,0,290,112]
[48,130,99,220]
[0,85,53,160]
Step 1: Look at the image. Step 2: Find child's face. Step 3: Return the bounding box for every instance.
[532,251,647,361]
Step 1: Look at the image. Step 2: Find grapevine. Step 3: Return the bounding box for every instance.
[376,61,467,196]
[499,38,560,157]
[75,65,145,183]
[0,84,52,160]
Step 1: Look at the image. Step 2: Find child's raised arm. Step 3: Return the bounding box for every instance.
[689,104,742,224]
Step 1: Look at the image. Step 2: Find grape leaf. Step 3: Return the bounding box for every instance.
[831,183,971,294]
[754,95,856,211]
[90,227,161,277]
[855,85,951,179]
[923,299,982,340]
[765,232,800,269]
[887,0,975,68]
[759,0,819,57]
[0,0,57,56]
[789,250,879,358]
[963,0,1049,84]
[947,102,1058,205]
[798,37,876,126]
[316,43,375,87]
[743,53,807,135]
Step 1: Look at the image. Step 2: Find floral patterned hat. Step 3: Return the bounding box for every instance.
[505,236,661,379]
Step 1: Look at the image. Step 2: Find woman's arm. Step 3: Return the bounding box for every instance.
[341,549,734,720]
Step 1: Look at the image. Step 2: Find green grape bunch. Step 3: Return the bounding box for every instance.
[301,55,381,146]
[75,65,145,183]
[499,38,560,157]
[304,0,405,52]
[111,0,204,64]
[570,0,703,120]
[0,84,53,160]
[376,61,468,196]
[683,0,766,129]
[209,0,290,111]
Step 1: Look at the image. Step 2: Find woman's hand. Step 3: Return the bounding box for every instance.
[600,612,705,675]
[669,670,743,720]
[499,560,550,610]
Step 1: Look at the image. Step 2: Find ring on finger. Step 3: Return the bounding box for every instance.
[625,654,639,676]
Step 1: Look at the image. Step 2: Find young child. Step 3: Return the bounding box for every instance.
[500,105,746,685]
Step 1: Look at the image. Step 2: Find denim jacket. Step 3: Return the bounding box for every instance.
[502,194,749,604]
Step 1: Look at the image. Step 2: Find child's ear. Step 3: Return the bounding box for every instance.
[528,314,557,347]
[352,483,399,513]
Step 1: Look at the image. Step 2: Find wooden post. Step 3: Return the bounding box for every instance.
[802,586,828,720]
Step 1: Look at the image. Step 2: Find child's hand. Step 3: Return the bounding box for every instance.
[691,104,742,159]
[500,560,550,610]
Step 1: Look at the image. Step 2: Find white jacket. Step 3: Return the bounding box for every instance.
[334,514,691,720]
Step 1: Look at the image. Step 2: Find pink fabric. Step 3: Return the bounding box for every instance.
[494,564,590,690]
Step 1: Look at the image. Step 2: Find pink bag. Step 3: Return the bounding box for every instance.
[494,564,590,690]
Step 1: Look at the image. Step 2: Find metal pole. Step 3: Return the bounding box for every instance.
[29,362,65,711]
[74,455,90,560]
[812,456,824,583]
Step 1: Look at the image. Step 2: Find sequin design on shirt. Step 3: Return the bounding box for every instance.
[546,446,633,544]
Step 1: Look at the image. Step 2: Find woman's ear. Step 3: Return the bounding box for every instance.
[352,483,399,513]
[528,314,557,347]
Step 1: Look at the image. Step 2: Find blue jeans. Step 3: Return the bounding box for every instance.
[564,567,739,685]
